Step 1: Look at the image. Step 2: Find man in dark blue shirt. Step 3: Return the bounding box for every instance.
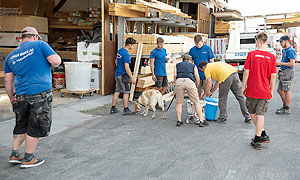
[110,37,137,115]
[150,37,169,95]
[276,35,296,115]
[5,27,61,168]
[189,35,214,99]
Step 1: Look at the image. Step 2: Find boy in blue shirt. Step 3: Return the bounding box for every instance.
[110,38,137,115]
[150,37,169,95]
[276,35,296,115]
[189,35,214,99]
[5,27,61,168]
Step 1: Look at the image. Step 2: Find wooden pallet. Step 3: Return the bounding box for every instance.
[60,89,95,99]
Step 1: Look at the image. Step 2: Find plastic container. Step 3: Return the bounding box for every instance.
[64,62,92,91]
[205,97,219,121]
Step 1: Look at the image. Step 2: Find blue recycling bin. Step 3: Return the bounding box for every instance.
[205,97,219,121]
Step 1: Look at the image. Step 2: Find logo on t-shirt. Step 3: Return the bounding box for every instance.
[202,52,207,54]
[11,48,34,65]
[255,55,271,59]
[117,53,122,59]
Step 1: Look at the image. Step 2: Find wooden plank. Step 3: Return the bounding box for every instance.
[48,25,93,30]
[129,43,143,101]
[109,8,145,18]
[0,16,48,33]
[266,17,300,24]
[135,86,154,92]
[163,91,175,103]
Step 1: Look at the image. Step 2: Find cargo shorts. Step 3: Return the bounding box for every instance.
[155,75,168,88]
[246,97,269,116]
[115,74,131,94]
[13,90,53,138]
[278,68,294,91]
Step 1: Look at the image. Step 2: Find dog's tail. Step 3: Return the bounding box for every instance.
[158,94,164,111]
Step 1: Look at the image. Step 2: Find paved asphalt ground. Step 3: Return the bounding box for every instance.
[1,65,300,180]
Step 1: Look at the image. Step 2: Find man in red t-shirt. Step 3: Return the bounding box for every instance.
[242,32,277,150]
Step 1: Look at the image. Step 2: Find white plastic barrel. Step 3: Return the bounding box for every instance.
[64,62,93,91]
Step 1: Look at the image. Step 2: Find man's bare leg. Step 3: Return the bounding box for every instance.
[12,134,26,151]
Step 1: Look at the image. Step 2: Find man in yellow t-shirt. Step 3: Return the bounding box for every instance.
[199,61,250,124]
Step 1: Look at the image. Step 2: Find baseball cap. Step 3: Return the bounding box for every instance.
[21,26,42,39]
[277,35,290,42]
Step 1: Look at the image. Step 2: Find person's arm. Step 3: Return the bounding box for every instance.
[209,81,219,96]
[174,67,177,84]
[270,73,276,98]
[202,77,212,100]
[115,58,117,66]
[150,58,156,81]
[194,67,200,87]
[277,58,295,67]
[47,54,61,67]
[4,73,14,103]
[242,69,250,96]
[124,63,136,84]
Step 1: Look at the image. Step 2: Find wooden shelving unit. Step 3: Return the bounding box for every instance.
[48,24,93,30]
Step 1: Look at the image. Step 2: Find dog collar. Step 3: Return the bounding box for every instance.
[136,101,144,108]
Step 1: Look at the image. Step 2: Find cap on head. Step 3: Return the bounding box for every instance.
[21,27,42,39]
[278,35,290,42]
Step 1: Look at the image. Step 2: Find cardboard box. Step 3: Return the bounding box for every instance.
[56,51,77,61]
[0,16,48,33]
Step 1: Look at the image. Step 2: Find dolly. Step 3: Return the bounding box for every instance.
[60,89,95,99]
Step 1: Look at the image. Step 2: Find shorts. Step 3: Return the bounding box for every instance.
[13,90,53,138]
[115,74,131,94]
[175,78,200,104]
[197,79,207,96]
[246,97,269,116]
[155,75,168,88]
[278,68,294,91]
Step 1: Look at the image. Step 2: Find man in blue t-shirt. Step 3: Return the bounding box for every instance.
[189,35,214,99]
[276,35,296,115]
[4,27,61,168]
[150,37,169,95]
[110,37,137,115]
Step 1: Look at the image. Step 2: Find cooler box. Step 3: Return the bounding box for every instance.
[205,97,219,121]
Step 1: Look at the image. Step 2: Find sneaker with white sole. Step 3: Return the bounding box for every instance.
[9,155,22,164]
[20,157,45,169]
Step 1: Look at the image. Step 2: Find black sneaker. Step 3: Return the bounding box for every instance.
[276,108,291,115]
[245,118,252,123]
[203,120,209,126]
[20,157,45,168]
[176,121,183,126]
[110,107,119,114]
[123,108,136,115]
[199,121,206,127]
[217,117,227,124]
[250,140,262,150]
[260,135,270,143]
[276,106,285,112]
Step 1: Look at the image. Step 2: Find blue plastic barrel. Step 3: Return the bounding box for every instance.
[205,97,219,121]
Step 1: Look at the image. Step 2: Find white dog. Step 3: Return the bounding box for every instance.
[186,100,206,124]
